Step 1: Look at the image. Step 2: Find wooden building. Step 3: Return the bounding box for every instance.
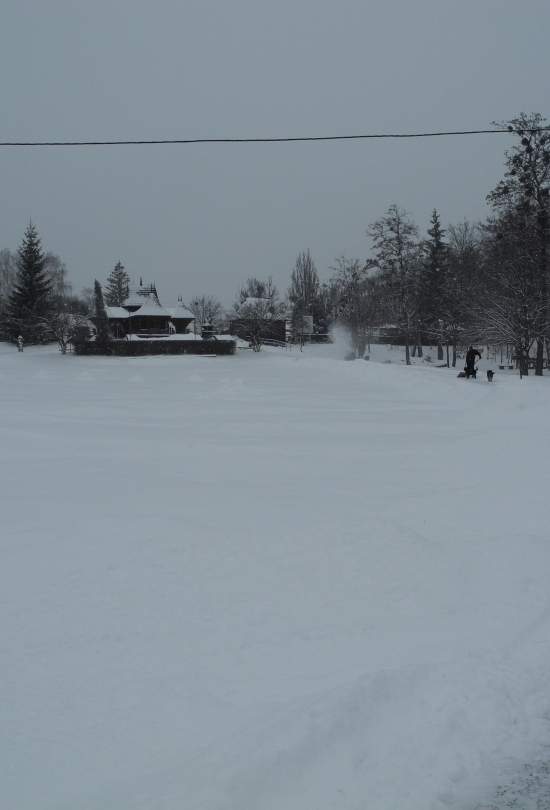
[103,283,194,338]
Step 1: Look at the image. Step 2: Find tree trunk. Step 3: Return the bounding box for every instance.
[536,208,548,377]
[535,337,544,376]
[452,344,457,367]
[404,315,411,365]
[446,344,450,367]
[519,345,529,378]
[437,343,444,360]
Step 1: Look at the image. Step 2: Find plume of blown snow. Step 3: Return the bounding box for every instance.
[328,323,354,359]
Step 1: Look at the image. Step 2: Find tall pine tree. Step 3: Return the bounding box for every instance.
[104,261,130,306]
[7,223,53,342]
[422,209,448,360]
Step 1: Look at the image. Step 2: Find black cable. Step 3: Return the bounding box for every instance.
[1,126,549,147]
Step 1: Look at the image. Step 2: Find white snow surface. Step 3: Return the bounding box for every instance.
[165,306,195,319]
[1,341,550,810]
[105,306,130,319]
[128,303,171,317]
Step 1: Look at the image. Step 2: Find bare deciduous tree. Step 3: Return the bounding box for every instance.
[186,295,224,334]
[236,277,283,311]
[288,250,319,342]
[488,113,550,374]
[0,249,17,336]
[44,253,72,306]
[39,311,91,354]
[233,277,286,349]
[368,205,420,364]
[80,287,95,314]
[331,257,378,357]
[477,209,547,376]
[439,221,482,366]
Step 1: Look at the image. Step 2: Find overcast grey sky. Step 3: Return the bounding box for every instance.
[1,0,549,305]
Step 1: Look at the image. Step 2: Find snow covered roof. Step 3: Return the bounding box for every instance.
[121,285,193,319]
[106,306,130,319]
[123,284,161,308]
[124,291,150,307]
[128,303,171,317]
[365,265,383,279]
[165,306,194,319]
[242,296,271,307]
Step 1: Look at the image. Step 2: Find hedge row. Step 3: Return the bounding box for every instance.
[74,339,236,356]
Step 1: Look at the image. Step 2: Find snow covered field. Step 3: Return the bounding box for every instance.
[2,340,550,809]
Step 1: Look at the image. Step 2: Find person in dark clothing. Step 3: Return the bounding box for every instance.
[465,346,481,378]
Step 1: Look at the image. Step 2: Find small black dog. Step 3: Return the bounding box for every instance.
[487,369,494,382]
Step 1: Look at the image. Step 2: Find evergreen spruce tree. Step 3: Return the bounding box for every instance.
[7,223,53,342]
[104,261,130,306]
[422,209,448,359]
[93,280,111,351]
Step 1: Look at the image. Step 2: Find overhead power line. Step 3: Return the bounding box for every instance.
[1,126,550,148]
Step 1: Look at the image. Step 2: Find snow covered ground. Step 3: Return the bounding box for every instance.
[1,339,550,809]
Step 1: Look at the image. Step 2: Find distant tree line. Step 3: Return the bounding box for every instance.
[269,112,550,375]
[2,113,549,374]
